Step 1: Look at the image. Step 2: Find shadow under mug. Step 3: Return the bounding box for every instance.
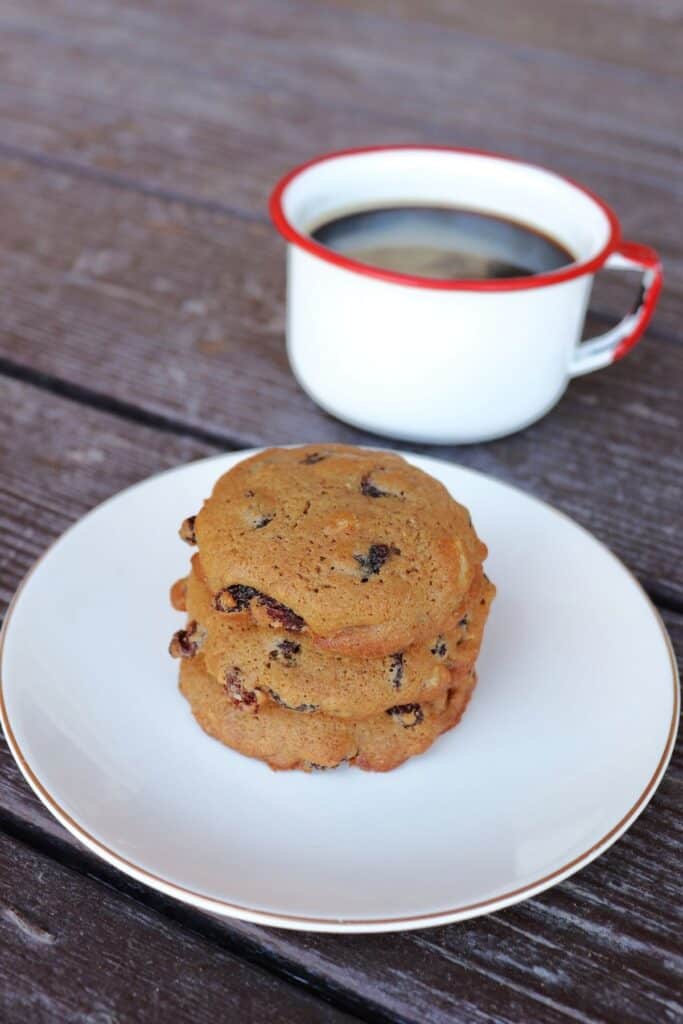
[270,146,662,444]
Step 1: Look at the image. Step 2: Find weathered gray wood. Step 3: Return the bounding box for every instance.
[0,377,213,610]
[0,172,681,604]
[0,833,358,1024]
[334,0,683,77]
[0,0,681,330]
[2,0,682,187]
[0,2,681,1020]
[0,375,680,1024]
[1,616,679,1024]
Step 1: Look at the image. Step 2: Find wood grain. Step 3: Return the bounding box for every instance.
[0,377,213,610]
[0,3,681,1020]
[0,833,358,1024]
[334,0,683,77]
[2,716,680,1024]
[2,0,681,189]
[0,0,680,330]
[0,166,681,605]
[0,375,680,1024]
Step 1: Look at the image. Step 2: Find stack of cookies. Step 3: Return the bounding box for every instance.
[169,445,494,772]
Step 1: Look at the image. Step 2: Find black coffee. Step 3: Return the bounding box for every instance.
[310,205,574,280]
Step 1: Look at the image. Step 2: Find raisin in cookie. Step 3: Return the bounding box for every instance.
[193,445,488,656]
[178,554,494,719]
[179,655,477,772]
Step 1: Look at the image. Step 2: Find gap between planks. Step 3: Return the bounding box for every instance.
[0,353,681,619]
[0,141,267,227]
[0,353,244,450]
[0,137,681,352]
[0,807,399,1024]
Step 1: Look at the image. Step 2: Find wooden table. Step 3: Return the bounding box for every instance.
[0,2,681,1020]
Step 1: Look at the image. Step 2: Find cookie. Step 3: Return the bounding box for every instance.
[177,554,494,718]
[193,445,487,656]
[179,654,477,772]
[169,576,187,612]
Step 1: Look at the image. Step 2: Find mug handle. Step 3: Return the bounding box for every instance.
[569,241,663,378]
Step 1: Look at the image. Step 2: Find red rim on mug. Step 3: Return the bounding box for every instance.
[269,144,623,293]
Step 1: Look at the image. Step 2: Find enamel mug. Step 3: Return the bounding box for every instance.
[270,146,662,444]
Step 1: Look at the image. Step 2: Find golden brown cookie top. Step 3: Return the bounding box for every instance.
[194,445,487,654]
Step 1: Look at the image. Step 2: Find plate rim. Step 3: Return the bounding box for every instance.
[0,449,679,933]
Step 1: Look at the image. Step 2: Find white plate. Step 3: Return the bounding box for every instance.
[0,451,678,933]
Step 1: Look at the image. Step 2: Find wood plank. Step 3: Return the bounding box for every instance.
[2,0,681,180]
[334,0,683,77]
[0,168,681,604]
[2,715,681,1024]
[1,4,680,1021]
[0,374,681,1023]
[0,0,680,331]
[0,380,213,611]
[0,833,357,1024]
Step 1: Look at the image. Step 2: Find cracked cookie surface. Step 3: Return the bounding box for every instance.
[180,555,494,719]
[171,444,495,772]
[179,655,478,772]
[194,445,487,656]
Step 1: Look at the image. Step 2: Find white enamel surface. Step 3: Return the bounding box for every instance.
[568,250,655,376]
[284,150,611,260]
[1,451,678,933]
[282,148,611,442]
[288,246,592,443]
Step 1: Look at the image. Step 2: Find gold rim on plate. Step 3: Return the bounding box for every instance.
[0,471,679,931]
